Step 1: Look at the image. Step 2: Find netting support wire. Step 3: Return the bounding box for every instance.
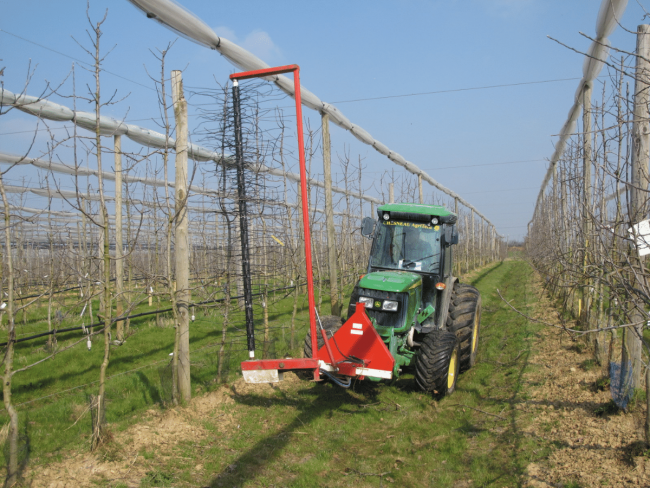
[231,78,256,359]
[126,1,499,230]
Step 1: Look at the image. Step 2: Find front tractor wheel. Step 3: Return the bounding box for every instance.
[414,329,460,398]
[447,283,481,372]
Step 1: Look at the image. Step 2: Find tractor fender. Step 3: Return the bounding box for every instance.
[436,275,458,331]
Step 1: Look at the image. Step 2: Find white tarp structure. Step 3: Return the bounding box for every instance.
[629,219,650,256]
[532,0,628,219]
[0,90,382,205]
[124,0,497,231]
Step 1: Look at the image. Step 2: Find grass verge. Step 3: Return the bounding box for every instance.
[100,259,548,487]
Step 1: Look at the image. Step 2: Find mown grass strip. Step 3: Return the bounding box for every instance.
[0,285,336,467]
[4,259,550,487]
[143,259,551,488]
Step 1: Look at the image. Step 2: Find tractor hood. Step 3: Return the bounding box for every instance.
[359,271,422,293]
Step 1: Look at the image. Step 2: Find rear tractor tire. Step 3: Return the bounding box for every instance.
[447,283,481,372]
[414,329,460,398]
[302,315,344,358]
[298,315,343,380]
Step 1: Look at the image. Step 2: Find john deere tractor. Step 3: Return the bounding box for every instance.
[304,203,481,397]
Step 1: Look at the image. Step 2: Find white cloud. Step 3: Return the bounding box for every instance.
[214,26,237,43]
[241,30,282,61]
[213,26,282,63]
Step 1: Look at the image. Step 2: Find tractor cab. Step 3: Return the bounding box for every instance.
[350,203,458,336]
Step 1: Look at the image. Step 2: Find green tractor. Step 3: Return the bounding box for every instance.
[304,202,482,397]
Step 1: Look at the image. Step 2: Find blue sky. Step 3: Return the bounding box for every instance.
[1,0,649,240]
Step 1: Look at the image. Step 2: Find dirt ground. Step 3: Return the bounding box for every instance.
[20,374,303,487]
[522,278,650,487]
[17,266,650,487]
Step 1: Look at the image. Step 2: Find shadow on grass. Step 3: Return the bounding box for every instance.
[5,412,32,486]
[207,381,380,487]
[468,260,503,289]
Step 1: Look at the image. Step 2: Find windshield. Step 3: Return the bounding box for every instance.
[369,220,441,273]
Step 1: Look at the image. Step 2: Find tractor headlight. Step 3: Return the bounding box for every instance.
[382,300,399,311]
[358,297,373,308]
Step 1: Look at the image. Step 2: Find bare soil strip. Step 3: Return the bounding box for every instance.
[523,276,650,487]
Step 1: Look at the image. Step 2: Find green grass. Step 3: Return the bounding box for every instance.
[2,259,551,487]
[0,279,351,468]
[126,259,548,487]
[580,359,597,371]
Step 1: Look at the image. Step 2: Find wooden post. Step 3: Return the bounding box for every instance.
[478,218,483,267]
[489,226,494,263]
[214,213,220,274]
[77,222,83,298]
[560,166,568,257]
[471,210,475,270]
[321,112,341,316]
[172,70,191,403]
[626,25,650,389]
[114,135,124,342]
[418,174,423,204]
[454,198,459,275]
[581,83,593,327]
[124,174,132,336]
[296,181,306,294]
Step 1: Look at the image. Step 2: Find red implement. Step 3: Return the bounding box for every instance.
[317,303,395,380]
[234,65,393,385]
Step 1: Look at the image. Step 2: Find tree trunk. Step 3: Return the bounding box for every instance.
[0,177,18,487]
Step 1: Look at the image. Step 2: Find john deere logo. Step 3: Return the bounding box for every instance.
[374,300,382,308]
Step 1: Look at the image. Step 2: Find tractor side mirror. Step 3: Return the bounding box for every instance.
[361,217,376,239]
[444,224,459,246]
